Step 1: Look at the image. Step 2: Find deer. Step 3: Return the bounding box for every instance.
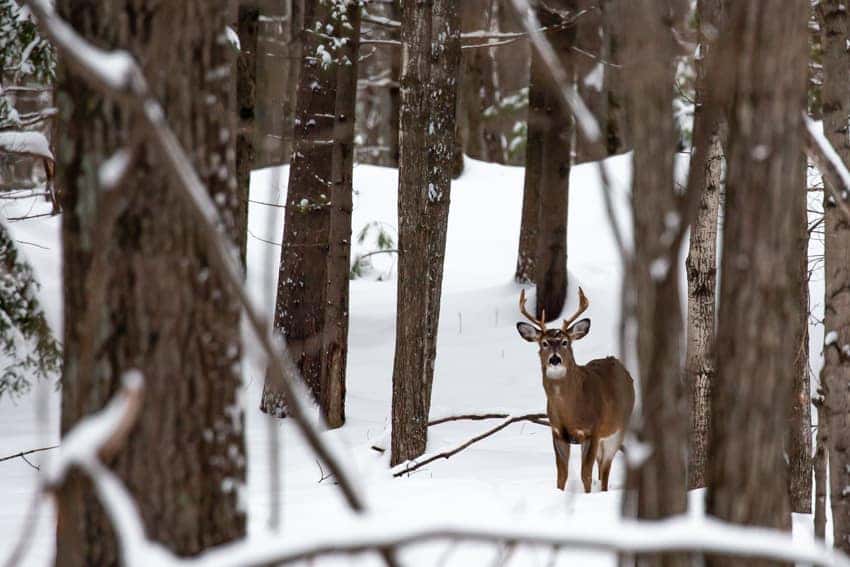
[516,288,634,493]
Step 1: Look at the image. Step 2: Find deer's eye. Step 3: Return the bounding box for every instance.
[541,340,549,348]
[561,339,569,347]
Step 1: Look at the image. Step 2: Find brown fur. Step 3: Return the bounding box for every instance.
[518,319,635,492]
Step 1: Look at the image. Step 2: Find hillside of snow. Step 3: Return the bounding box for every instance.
[0,155,824,565]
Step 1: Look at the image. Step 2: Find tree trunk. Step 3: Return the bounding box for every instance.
[322,0,362,429]
[820,0,850,553]
[572,0,607,164]
[55,1,246,564]
[422,0,461,415]
[388,0,402,167]
[706,2,807,564]
[261,1,336,417]
[620,2,687,566]
[236,1,259,270]
[788,149,812,514]
[599,0,628,155]
[514,45,545,285]
[459,4,485,162]
[685,0,724,492]
[532,1,574,321]
[814,392,828,540]
[390,0,433,466]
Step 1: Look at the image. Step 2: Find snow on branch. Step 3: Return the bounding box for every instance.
[803,113,850,224]
[21,0,369,517]
[172,514,850,567]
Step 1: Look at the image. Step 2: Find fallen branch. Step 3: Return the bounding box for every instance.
[428,412,548,427]
[392,413,551,477]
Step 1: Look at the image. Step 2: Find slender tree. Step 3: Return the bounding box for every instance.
[390,0,433,465]
[422,0,462,414]
[236,1,259,269]
[262,1,337,417]
[531,1,575,320]
[322,0,362,428]
[706,2,807,563]
[514,45,544,284]
[788,149,812,514]
[819,0,850,552]
[685,0,724,491]
[620,3,687,566]
[55,1,245,564]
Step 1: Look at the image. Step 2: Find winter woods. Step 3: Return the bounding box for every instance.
[0,0,849,566]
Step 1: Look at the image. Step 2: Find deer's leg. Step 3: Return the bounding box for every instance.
[598,433,621,492]
[581,436,599,493]
[552,432,570,490]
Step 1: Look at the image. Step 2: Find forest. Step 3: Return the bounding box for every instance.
[0,0,847,566]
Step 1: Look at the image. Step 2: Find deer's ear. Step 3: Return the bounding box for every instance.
[516,322,542,342]
[567,318,591,341]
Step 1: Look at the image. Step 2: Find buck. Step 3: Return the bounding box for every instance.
[516,288,634,493]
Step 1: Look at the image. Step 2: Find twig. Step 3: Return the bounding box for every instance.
[428,412,548,427]
[392,414,550,477]
[0,444,59,464]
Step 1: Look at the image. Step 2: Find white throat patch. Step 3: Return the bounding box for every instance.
[545,365,567,379]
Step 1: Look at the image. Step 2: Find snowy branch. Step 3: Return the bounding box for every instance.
[803,113,850,224]
[166,515,850,567]
[22,0,369,517]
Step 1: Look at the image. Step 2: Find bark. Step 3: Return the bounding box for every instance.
[322,1,362,429]
[390,0,433,466]
[820,0,850,553]
[532,1,574,321]
[514,46,544,284]
[55,1,245,564]
[356,0,398,167]
[599,0,628,155]
[572,0,607,164]
[706,2,807,564]
[458,1,485,161]
[788,149,812,514]
[422,0,461,414]
[479,0,507,164]
[685,0,724,492]
[388,0,401,167]
[814,392,828,540]
[254,0,303,167]
[261,1,336,417]
[620,2,687,566]
[236,1,259,270]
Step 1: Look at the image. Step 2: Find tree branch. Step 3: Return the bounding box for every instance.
[803,113,850,225]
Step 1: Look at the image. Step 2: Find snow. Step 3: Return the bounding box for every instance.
[0,131,52,160]
[0,152,831,566]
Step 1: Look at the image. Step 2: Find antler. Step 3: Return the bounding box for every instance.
[562,287,589,331]
[519,288,547,330]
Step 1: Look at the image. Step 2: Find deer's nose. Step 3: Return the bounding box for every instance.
[548,354,562,366]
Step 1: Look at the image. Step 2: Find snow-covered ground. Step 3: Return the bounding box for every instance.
[0,156,824,565]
